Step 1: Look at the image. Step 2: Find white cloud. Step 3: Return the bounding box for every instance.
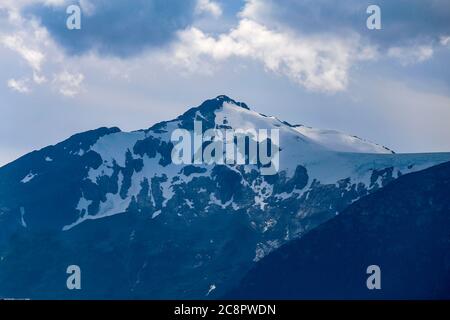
[195,0,222,18]
[0,9,56,92]
[440,35,450,47]
[0,0,66,10]
[7,78,30,93]
[0,5,78,96]
[79,0,96,16]
[239,0,270,21]
[387,45,434,65]
[1,34,45,72]
[53,71,84,97]
[33,72,47,84]
[167,0,380,92]
[171,19,372,92]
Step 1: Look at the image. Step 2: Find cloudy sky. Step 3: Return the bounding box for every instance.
[1,0,449,166]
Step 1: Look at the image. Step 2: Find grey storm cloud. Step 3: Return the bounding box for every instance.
[253,0,450,47]
[21,0,450,57]
[24,0,198,57]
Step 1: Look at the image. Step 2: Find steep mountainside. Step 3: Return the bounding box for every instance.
[227,161,450,299]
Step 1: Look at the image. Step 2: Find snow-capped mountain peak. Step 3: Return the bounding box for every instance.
[1,96,450,299]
